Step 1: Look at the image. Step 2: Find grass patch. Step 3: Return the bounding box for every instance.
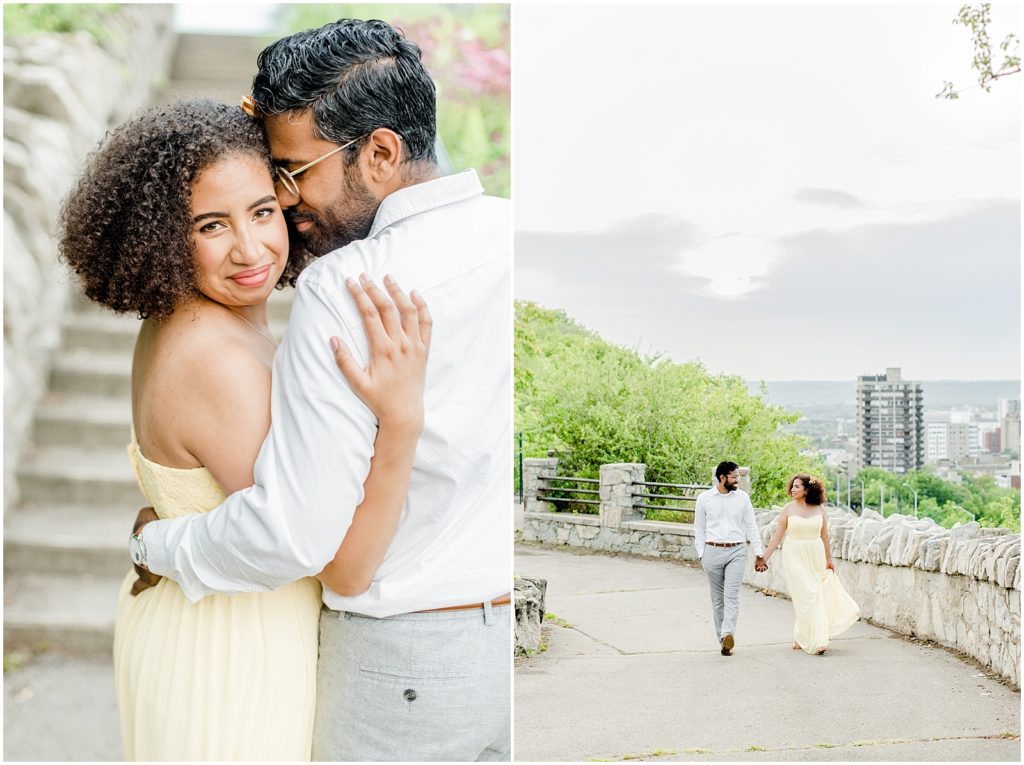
[815,743,836,748]
[3,650,31,673]
[545,612,573,629]
[620,749,678,760]
[745,745,765,751]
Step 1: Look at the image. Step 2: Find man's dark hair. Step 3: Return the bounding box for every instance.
[715,461,740,482]
[251,18,437,166]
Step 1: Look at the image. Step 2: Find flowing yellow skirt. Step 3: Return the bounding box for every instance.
[781,535,860,654]
[113,571,322,760]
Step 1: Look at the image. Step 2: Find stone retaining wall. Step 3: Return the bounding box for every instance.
[3,6,175,510]
[521,511,698,559]
[521,458,1021,686]
[745,508,1020,688]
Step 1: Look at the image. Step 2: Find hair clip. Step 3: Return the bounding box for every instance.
[240,95,258,117]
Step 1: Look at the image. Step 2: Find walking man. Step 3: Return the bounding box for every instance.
[694,461,766,655]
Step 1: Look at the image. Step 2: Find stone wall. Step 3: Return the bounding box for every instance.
[3,6,176,510]
[520,458,703,559]
[745,508,1020,688]
[521,512,698,559]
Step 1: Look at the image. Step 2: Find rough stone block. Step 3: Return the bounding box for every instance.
[514,577,546,656]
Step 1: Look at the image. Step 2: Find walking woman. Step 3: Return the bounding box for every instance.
[762,475,859,654]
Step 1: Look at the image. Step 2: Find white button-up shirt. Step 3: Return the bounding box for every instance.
[143,170,511,617]
[693,487,764,559]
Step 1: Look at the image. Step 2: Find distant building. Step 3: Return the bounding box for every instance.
[977,420,1001,454]
[997,398,1020,422]
[1001,410,1021,453]
[925,412,978,464]
[855,367,924,473]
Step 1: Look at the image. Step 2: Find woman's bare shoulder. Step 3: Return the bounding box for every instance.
[138,307,269,418]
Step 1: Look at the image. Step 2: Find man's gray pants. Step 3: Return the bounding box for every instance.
[700,545,747,641]
[312,603,511,762]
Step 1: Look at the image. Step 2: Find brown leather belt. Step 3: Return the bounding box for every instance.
[705,541,743,548]
[418,593,512,613]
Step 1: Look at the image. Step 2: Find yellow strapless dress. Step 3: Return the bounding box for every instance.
[112,435,322,760]
[781,513,860,654]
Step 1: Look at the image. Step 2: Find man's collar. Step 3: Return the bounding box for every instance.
[369,169,484,238]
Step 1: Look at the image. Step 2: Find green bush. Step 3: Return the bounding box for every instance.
[516,301,819,509]
[3,3,118,43]
[825,465,1020,531]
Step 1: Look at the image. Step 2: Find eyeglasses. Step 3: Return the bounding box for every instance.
[274,135,365,198]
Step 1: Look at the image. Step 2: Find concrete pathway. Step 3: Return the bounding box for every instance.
[514,542,1021,762]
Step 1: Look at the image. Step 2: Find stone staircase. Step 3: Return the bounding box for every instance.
[3,33,289,659]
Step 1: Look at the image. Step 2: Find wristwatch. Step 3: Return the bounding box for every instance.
[129,531,148,568]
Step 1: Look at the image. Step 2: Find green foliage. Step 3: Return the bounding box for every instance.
[3,3,118,43]
[276,4,509,197]
[825,465,1020,531]
[938,3,1020,98]
[516,301,819,509]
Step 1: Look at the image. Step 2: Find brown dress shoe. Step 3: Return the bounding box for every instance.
[721,633,734,655]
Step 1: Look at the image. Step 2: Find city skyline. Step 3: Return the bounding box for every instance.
[514,3,1020,381]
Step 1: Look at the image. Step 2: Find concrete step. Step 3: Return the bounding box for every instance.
[32,394,132,448]
[3,572,123,658]
[61,311,140,353]
[49,350,131,397]
[59,311,290,355]
[4,504,131,578]
[170,34,269,80]
[17,446,145,506]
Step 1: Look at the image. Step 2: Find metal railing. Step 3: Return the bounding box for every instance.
[514,432,523,503]
[538,475,600,514]
[632,480,708,521]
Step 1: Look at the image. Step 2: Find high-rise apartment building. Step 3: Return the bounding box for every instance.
[855,367,924,473]
[1001,411,1021,453]
[997,398,1020,422]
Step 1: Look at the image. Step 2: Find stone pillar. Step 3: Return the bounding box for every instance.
[738,466,751,495]
[523,457,558,513]
[600,463,645,528]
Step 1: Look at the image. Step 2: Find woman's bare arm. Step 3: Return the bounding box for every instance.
[762,505,790,563]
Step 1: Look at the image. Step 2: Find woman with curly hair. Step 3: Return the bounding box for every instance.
[59,99,430,760]
[761,474,860,654]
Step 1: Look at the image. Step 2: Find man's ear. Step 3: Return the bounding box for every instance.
[363,128,403,185]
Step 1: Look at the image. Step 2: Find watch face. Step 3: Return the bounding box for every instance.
[129,535,145,566]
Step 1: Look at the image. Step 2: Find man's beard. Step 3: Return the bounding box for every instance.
[289,171,380,256]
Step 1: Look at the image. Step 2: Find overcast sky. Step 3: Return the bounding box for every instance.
[514,2,1020,381]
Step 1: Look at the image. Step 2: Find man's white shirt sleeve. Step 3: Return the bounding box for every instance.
[742,492,765,556]
[142,278,376,602]
[694,492,707,559]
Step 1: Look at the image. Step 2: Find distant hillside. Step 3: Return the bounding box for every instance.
[747,380,1021,414]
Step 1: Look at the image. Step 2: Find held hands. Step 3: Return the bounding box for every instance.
[331,274,432,434]
[754,555,768,573]
[130,506,162,596]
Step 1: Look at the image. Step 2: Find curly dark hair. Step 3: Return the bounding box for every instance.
[788,474,827,506]
[251,18,437,167]
[59,99,312,318]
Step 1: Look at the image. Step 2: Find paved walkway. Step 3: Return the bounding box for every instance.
[514,542,1021,762]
